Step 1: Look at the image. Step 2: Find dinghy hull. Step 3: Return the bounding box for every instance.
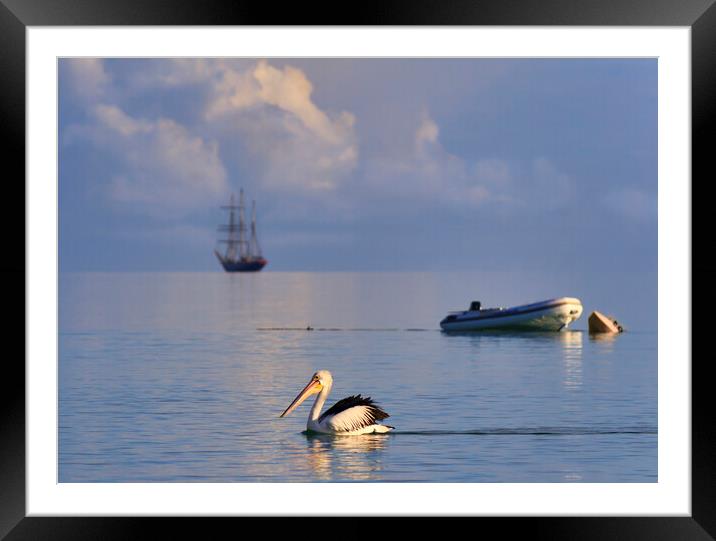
[440,297,583,332]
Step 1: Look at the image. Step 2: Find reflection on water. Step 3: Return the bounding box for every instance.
[559,330,583,349]
[588,331,620,352]
[443,329,581,343]
[304,433,389,481]
[443,329,586,392]
[560,331,583,390]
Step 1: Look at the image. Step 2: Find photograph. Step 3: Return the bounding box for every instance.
[58,56,658,484]
[7,11,705,533]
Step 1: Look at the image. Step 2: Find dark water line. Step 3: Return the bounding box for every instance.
[389,428,657,436]
[257,327,438,332]
[255,328,589,336]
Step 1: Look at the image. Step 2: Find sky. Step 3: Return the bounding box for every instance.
[58,58,657,273]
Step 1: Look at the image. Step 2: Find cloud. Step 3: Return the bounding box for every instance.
[62,58,362,228]
[203,60,358,193]
[94,104,151,136]
[89,104,229,215]
[469,159,513,205]
[63,58,110,101]
[364,111,481,206]
[415,113,439,148]
[365,110,575,214]
[146,58,218,87]
[206,60,353,144]
[62,59,578,224]
[129,58,359,194]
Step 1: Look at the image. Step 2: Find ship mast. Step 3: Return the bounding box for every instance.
[238,188,248,259]
[217,189,263,266]
[218,192,248,262]
[217,193,240,262]
[249,200,262,258]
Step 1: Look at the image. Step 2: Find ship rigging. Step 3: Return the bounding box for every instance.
[214,189,267,272]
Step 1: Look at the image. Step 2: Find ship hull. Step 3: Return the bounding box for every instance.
[214,250,267,272]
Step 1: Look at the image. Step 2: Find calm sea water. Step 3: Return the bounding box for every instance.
[59,271,657,482]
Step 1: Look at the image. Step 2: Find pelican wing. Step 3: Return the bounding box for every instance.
[319,395,390,432]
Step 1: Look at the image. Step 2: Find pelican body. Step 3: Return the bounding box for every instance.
[280,370,394,435]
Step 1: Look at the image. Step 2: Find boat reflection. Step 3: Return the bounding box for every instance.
[303,432,389,481]
[588,331,619,351]
[442,329,583,343]
[443,329,586,390]
[557,329,584,361]
[559,330,584,390]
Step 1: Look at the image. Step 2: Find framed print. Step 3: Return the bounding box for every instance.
[4,0,711,538]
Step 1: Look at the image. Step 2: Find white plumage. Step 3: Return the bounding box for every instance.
[280,370,394,435]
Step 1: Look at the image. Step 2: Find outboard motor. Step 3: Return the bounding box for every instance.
[469,301,481,311]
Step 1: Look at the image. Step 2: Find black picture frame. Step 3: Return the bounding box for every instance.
[3,0,711,537]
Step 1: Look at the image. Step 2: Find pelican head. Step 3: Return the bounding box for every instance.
[280,370,333,418]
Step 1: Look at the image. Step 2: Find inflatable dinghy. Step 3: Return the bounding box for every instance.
[440,297,583,332]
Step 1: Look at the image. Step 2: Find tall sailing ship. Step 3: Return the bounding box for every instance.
[214,189,268,272]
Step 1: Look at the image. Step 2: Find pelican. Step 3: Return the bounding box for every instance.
[279,370,394,435]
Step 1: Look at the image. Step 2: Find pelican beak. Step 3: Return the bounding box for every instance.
[280,378,323,418]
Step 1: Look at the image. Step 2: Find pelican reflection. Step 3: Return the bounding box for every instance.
[304,432,389,481]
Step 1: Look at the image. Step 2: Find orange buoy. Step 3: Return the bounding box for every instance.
[588,311,623,333]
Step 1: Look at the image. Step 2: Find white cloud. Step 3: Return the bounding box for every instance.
[365,110,574,214]
[94,104,151,136]
[204,60,358,193]
[365,111,481,207]
[64,58,110,101]
[207,60,354,144]
[415,113,439,148]
[62,58,360,224]
[125,58,359,194]
[136,59,359,193]
[151,58,218,87]
[63,60,578,223]
[89,104,229,215]
[70,58,359,195]
[204,64,261,117]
